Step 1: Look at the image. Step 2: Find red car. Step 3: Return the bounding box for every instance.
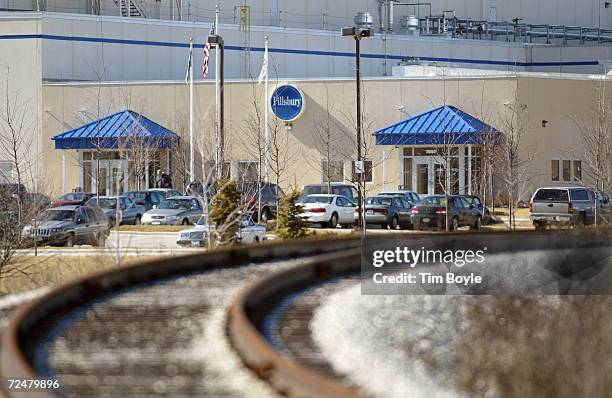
[50,192,96,207]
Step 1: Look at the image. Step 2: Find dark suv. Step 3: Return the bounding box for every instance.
[23,205,109,247]
[239,182,284,222]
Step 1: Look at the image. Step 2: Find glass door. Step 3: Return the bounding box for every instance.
[92,159,128,196]
[413,156,431,196]
[412,156,448,196]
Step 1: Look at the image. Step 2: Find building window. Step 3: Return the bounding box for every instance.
[321,160,344,183]
[562,160,571,182]
[352,160,373,183]
[573,160,582,181]
[0,161,13,183]
[551,160,559,181]
[204,160,231,181]
[237,161,259,182]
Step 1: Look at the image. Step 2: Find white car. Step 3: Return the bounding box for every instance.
[177,214,267,246]
[298,194,355,228]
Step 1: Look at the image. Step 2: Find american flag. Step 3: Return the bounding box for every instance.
[202,22,216,78]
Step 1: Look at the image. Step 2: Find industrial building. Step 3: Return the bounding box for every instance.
[0,1,610,201]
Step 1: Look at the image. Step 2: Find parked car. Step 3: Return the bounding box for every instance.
[147,188,184,199]
[300,183,358,203]
[124,190,166,211]
[411,195,482,231]
[22,205,109,247]
[358,195,413,229]
[378,190,420,206]
[184,180,217,198]
[464,195,495,225]
[529,187,596,229]
[590,190,612,223]
[239,181,285,222]
[141,196,204,225]
[0,183,51,211]
[85,196,145,226]
[176,214,267,246]
[299,194,355,228]
[50,192,96,207]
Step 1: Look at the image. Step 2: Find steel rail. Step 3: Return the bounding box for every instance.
[228,247,365,398]
[227,228,612,398]
[0,236,361,397]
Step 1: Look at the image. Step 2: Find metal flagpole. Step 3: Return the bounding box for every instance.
[264,35,270,182]
[189,37,195,182]
[215,5,221,178]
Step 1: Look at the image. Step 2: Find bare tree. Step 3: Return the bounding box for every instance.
[0,66,46,272]
[497,97,536,230]
[305,83,348,192]
[570,77,612,225]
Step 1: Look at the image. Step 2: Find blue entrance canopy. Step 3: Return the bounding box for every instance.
[373,105,498,146]
[52,110,179,150]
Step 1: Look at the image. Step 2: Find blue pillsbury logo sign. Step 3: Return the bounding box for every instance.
[270,84,305,122]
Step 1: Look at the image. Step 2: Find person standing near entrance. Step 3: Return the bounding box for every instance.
[155,170,173,189]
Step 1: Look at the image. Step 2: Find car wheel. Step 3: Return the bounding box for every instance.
[260,207,271,223]
[574,214,585,229]
[109,217,116,228]
[534,223,545,231]
[254,236,260,243]
[65,233,74,247]
[390,216,399,230]
[181,218,190,226]
[451,217,459,231]
[134,215,142,225]
[471,216,482,230]
[328,213,338,228]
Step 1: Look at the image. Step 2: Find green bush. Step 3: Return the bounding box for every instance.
[209,179,241,245]
[276,189,308,239]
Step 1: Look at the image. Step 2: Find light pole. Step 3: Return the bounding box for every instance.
[208,34,225,179]
[342,26,372,232]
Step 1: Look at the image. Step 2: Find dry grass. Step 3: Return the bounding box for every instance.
[0,255,157,296]
[450,296,612,397]
[119,225,186,232]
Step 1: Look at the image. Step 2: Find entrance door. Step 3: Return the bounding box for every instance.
[413,157,430,196]
[412,156,447,196]
[92,160,128,195]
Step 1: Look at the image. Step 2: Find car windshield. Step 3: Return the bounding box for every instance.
[59,193,85,201]
[125,192,146,201]
[366,197,393,206]
[302,186,324,196]
[533,189,568,202]
[196,216,210,225]
[38,209,75,222]
[159,198,191,210]
[419,196,447,206]
[92,198,118,209]
[303,196,333,204]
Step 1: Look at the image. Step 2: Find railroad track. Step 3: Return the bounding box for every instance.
[2,229,611,398]
[0,237,360,397]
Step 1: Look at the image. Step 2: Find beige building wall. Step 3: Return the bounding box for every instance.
[40,74,610,200]
[0,15,43,190]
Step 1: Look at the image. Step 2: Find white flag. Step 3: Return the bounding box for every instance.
[185,45,193,85]
[257,44,268,85]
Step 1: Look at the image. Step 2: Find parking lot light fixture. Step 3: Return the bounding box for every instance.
[208,34,225,179]
[342,26,372,232]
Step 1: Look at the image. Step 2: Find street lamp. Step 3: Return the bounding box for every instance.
[342,26,372,232]
[208,34,225,179]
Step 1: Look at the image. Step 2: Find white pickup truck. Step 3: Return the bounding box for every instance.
[529,187,610,229]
